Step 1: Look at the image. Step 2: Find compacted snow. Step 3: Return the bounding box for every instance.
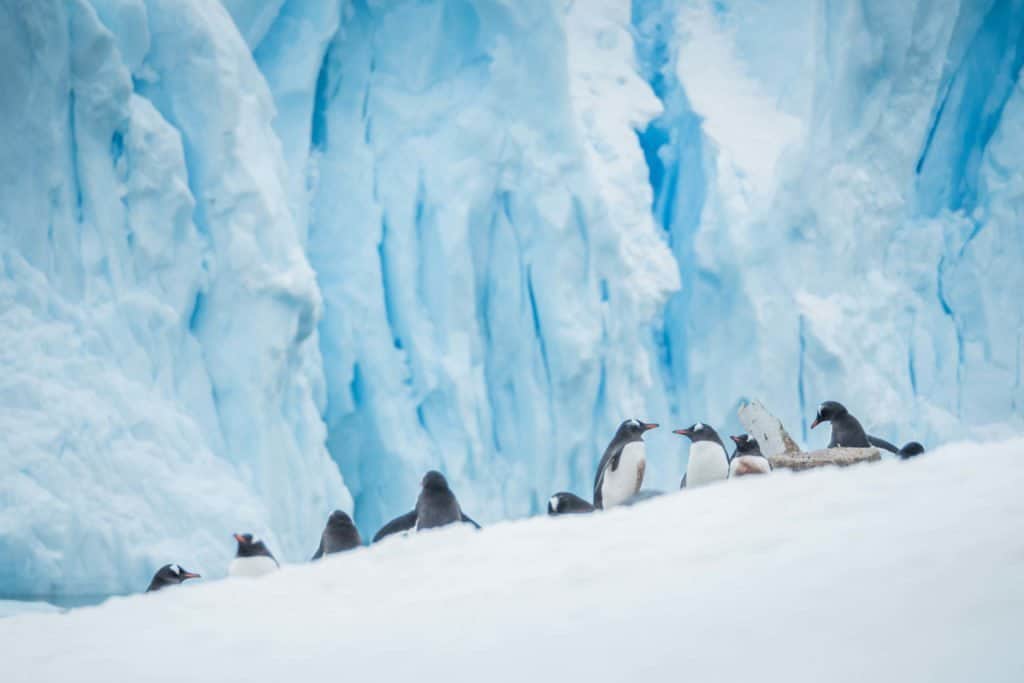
[3,439,1022,682]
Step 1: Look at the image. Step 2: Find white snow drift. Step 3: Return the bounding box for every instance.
[2,439,1022,682]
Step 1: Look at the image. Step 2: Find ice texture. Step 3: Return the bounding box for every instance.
[0,0,1022,596]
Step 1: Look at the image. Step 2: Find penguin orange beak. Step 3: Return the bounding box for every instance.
[233,533,245,544]
[641,422,659,431]
[730,435,742,444]
[182,571,201,580]
[810,418,822,429]
[673,428,691,436]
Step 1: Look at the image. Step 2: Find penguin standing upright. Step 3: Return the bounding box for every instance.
[146,564,200,592]
[675,422,729,488]
[728,434,773,477]
[229,533,279,578]
[311,510,362,560]
[372,471,479,543]
[593,419,659,509]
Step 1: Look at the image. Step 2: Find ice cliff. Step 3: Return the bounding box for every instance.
[0,0,1021,596]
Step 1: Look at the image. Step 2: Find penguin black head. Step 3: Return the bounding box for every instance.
[729,433,763,455]
[547,492,595,516]
[811,401,848,429]
[614,418,659,441]
[326,509,356,530]
[899,442,925,459]
[421,470,450,492]
[147,563,200,592]
[233,533,273,558]
[673,422,722,444]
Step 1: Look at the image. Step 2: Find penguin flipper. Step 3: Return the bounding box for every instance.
[310,537,324,561]
[867,435,900,454]
[680,473,687,489]
[460,512,481,529]
[372,510,418,543]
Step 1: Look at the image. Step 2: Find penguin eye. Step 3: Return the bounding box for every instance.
[171,565,181,575]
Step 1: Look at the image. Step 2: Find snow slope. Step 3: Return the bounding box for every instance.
[3,439,1023,682]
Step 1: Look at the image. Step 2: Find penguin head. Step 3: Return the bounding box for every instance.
[547,492,594,516]
[615,419,659,441]
[326,509,356,530]
[900,442,925,458]
[811,400,848,428]
[148,563,200,591]
[421,470,450,492]
[729,433,762,455]
[233,533,272,558]
[673,421,722,444]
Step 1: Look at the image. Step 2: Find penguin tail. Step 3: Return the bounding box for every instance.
[867,435,900,454]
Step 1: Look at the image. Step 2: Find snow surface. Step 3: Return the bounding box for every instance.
[3,439,1023,682]
[1,0,1023,597]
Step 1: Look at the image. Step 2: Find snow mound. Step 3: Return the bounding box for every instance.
[3,438,1022,682]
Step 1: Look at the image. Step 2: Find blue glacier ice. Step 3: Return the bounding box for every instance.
[0,0,1021,597]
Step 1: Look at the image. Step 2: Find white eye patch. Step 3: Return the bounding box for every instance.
[171,564,182,575]
[629,419,640,428]
[694,422,704,431]
[549,495,560,511]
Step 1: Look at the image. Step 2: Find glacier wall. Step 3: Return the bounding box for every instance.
[0,0,1022,596]
[0,0,349,597]
[634,0,1024,446]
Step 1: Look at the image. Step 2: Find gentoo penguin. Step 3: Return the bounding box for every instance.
[372,471,479,543]
[728,434,773,477]
[146,564,200,592]
[898,441,925,459]
[675,422,729,488]
[592,419,659,509]
[810,401,871,448]
[229,533,279,578]
[311,510,362,560]
[547,492,595,515]
[865,435,927,459]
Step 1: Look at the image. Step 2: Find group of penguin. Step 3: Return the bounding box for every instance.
[146,399,924,593]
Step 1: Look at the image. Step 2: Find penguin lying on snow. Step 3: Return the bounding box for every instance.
[675,422,729,488]
[811,401,924,456]
[548,489,661,516]
[146,564,200,592]
[311,510,362,560]
[728,434,772,477]
[373,471,479,543]
[593,419,659,509]
[548,492,595,515]
[897,442,926,459]
[229,533,279,577]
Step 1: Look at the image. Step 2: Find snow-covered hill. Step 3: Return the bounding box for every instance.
[3,439,1022,682]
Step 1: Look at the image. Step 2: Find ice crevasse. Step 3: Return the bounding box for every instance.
[0,0,1021,596]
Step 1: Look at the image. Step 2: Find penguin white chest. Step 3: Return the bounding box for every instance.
[729,455,772,478]
[228,555,278,578]
[601,441,646,508]
[686,442,729,487]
